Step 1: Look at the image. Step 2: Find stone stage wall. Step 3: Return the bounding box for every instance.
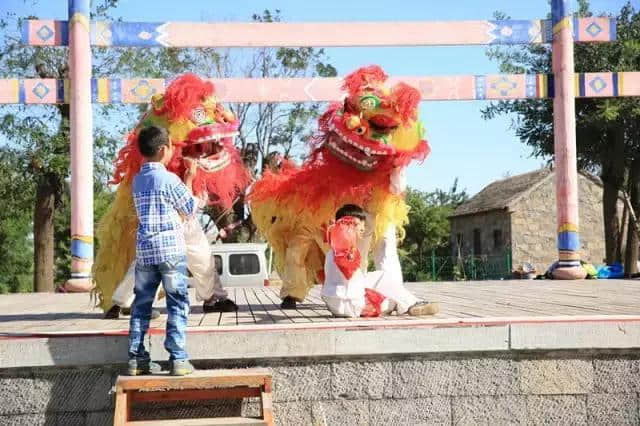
[1,350,639,425]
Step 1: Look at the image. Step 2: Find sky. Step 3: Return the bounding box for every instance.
[2,0,638,195]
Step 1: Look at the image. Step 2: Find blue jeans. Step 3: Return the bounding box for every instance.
[128,256,190,361]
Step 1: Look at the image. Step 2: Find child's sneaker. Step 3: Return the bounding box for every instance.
[408,301,440,316]
[127,358,161,376]
[171,359,195,376]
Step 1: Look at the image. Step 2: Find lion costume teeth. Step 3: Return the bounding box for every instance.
[92,74,250,312]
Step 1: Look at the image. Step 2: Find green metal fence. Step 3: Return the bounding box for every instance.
[407,251,512,281]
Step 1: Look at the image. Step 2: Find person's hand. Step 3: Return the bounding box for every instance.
[184,158,198,179]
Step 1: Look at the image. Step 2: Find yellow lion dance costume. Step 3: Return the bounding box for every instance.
[93,74,250,312]
[248,65,430,304]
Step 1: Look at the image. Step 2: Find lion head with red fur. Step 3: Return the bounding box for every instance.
[111,73,250,209]
[315,65,429,172]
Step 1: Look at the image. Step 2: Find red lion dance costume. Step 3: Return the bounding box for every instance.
[249,65,430,310]
[93,74,250,314]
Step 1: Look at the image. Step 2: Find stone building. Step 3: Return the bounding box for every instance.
[449,168,619,274]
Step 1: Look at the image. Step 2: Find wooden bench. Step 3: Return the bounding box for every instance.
[113,368,273,426]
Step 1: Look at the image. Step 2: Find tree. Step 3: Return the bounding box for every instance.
[0,4,337,290]
[482,1,640,271]
[201,10,337,242]
[399,179,469,281]
[0,2,219,291]
[0,150,33,293]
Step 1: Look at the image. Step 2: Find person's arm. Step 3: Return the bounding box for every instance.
[389,166,407,195]
[170,160,199,218]
[184,158,197,194]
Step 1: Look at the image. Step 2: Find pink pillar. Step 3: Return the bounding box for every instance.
[551,0,586,279]
[67,0,94,285]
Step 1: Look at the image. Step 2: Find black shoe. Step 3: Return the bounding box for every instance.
[280,296,297,310]
[104,305,120,319]
[203,299,238,313]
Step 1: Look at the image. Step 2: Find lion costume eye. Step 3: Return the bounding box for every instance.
[191,107,207,124]
[359,94,381,111]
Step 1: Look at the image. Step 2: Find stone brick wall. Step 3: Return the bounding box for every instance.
[511,174,613,273]
[2,352,639,425]
[449,210,511,257]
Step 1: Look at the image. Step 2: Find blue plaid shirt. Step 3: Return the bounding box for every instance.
[132,162,196,266]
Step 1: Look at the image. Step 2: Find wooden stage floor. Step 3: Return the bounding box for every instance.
[1,280,639,336]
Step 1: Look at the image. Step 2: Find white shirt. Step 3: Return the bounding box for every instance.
[321,250,366,317]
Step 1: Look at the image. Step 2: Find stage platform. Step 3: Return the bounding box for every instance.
[2,280,640,425]
[1,280,639,368]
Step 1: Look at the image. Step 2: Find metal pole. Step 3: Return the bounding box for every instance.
[551,0,586,279]
[67,0,94,287]
[431,250,436,281]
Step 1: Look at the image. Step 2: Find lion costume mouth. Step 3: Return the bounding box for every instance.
[184,124,239,173]
[325,118,395,172]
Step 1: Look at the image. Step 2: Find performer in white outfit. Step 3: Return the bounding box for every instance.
[321,204,439,318]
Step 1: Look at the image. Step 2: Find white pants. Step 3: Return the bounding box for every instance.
[358,223,418,315]
[321,271,400,318]
[112,218,228,308]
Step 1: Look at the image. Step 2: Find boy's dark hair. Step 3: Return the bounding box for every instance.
[138,125,170,158]
[335,204,366,221]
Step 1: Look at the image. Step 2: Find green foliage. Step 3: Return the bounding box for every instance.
[0,3,339,290]
[0,152,33,293]
[399,179,469,281]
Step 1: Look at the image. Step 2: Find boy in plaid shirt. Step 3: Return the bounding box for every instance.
[127,125,199,376]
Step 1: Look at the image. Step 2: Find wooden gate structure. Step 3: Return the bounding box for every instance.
[2,0,639,282]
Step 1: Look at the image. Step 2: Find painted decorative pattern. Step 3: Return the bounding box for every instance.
[22,18,617,47]
[1,73,638,104]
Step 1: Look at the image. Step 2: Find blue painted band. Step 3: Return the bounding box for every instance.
[552,0,572,26]
[56,79,65,103]
[578,73,586,97]
[59,20,69,45]
[110,79,121,102]
[21,21,29,45]
[111,22,164,47]
[558,231,580,251]
[68,0,90,18]
[90,78,98,103]
[18,80,25,103]
[474,75,486,100]
[71,239,93,259]
[610,18,617,42]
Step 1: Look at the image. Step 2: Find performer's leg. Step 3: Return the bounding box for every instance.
[112,261,136,309]
[357,213,375,273]
[184,219,228,302]
[280,235,314,303]
[371,225,419,314]
[184,218,237,312]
